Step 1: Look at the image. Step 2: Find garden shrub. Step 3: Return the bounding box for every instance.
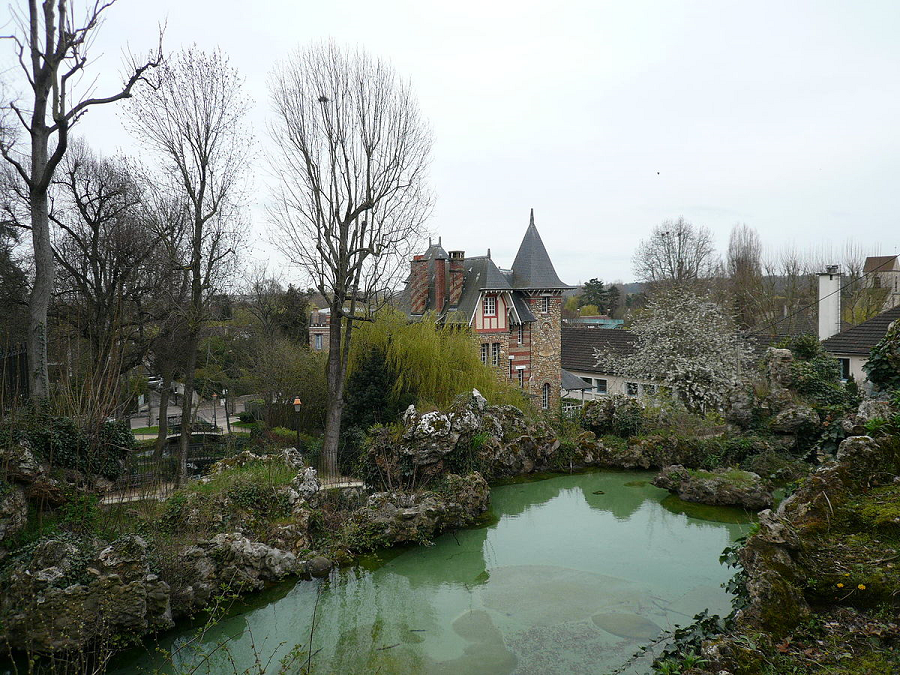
[0,406,134,480]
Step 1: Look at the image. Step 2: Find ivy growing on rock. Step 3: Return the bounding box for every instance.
[864,318,900,392]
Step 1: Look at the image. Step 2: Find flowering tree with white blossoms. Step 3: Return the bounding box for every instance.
[594,290,753,413]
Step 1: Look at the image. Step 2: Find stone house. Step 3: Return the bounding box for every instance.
[402,210,571,409]
[308,308,331,352]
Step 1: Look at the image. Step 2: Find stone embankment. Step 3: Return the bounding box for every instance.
[0,443,491,654]
[694,433,900,674]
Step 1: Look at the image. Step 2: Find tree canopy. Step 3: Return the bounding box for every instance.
[594,290,751,413]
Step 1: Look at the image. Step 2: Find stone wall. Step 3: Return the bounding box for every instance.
[478,332,510,383]
[526,293,563,408]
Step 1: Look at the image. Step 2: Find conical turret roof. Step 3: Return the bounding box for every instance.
[510,210,571,289]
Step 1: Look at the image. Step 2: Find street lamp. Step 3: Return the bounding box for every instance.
[212,392,218,430]
[293,397,302,448]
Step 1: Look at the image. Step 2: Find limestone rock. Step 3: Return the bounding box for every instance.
[765,348,794,390]
[769,403,818,434]
[0,534,174,652]
[348,473,489,550]
[652,465,773,510]
[0,484,27,542]
[305,555,332,577]
[292,467,320,501]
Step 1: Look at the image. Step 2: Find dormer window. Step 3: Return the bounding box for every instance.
[483,295,496,317]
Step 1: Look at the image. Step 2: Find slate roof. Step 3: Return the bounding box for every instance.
[863,255,899,274]
[821,304,900,356]
[510,210,571,290]
[511,294,536,323]
[562,369,593,391]
[561,326,637,373]
[444,256,513,325]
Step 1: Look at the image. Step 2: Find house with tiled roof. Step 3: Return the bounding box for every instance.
[864,255,900,311]
[560,326,665,399]
[822,304,900,386]
[402,210,572,409]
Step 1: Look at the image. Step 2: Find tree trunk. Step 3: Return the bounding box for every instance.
[27,129,52,399]
[154,361,174,461]
[177,337,198,487]
[321,306,345,479]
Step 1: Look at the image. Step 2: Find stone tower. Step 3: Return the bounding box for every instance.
[509,210,571,408]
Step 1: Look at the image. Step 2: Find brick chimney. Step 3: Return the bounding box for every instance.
[449,251,465,306]
[410,255,428,314]
[434,253,448,312]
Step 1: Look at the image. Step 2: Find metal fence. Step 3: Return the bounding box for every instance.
[0,343,28,400]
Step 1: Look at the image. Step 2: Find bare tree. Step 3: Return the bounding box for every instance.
[632,217,717,290]
[50,142,160,377]
[0,0,160,398]
[726,223,763,328]
[268,42,432,477]
[124,47,249,484]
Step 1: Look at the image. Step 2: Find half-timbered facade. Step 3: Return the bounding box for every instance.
[403,211,571,408]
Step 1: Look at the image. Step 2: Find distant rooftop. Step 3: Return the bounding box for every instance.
[822,304,900,356]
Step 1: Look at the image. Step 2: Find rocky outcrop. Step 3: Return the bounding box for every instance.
[0,442,113,507]
[345,472,490,550]
[0,530,307,653]
[368,391,560,482]
[651,465,774,510]
[0,483,27,545]
[695,433,900,673]
[0,534,174,652]
[174,533,303,614]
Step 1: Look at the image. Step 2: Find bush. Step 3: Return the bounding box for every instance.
[0,407,134,480]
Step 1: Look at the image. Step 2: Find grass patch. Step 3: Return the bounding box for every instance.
[131,426,160,435]
[690,468,759,487]
[188,459,296,495]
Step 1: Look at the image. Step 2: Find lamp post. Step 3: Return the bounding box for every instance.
[293,397,302,449]
[223,388,231,434]
[212,392,217,430]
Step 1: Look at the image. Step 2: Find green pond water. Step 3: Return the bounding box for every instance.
[111,470,752,675]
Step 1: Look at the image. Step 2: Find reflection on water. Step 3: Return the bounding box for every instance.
[110,471,749,675]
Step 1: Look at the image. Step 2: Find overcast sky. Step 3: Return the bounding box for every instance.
[3,0,899,286]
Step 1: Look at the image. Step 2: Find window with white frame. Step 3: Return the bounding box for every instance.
[480,343,488,364]
[595,378,608,394]
[540,297,549,313]
[542,382,551,409]
[483,295,496,317]
[517,369,524,388]
[642,383,658,396]
[314,334,323,350]
[625,382,639,397]
[491,342,501,366]
[517,324,524,344]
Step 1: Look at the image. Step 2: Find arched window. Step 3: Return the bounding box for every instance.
[542,382,550,409]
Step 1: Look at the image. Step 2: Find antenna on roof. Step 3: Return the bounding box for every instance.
[438,236,441,246]
[487,248,491,258]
